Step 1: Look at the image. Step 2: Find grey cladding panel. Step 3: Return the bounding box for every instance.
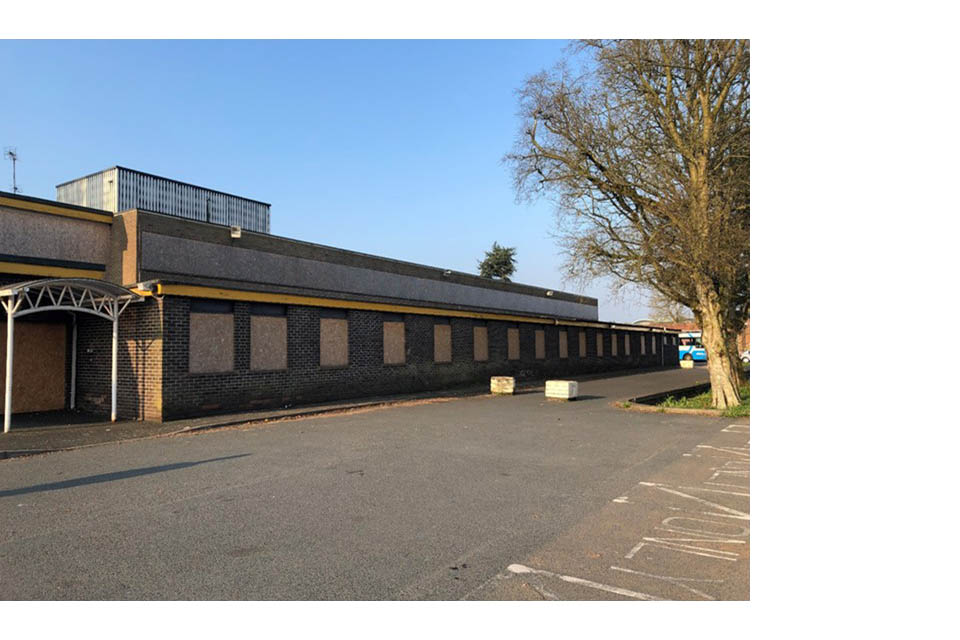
[1,206,110,266]
[141,232,598,320]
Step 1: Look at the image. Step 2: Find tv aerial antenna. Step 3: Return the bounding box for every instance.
[4,148,20,194]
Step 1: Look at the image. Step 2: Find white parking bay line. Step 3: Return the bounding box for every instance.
[721,424,749,433]
[695,444,750,457]
[636,482,750,521]
[507,564,660,600]
[610,566,724,600]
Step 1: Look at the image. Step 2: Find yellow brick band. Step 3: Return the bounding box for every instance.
[0,261,105,279]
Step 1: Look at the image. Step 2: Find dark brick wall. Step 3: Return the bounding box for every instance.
[0,273,678,422]
[74,299,163,420]
[74,314,109,415]
[159,295,680,420]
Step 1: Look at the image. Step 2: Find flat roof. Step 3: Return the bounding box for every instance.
[5,190,600,309]
[134,208,598,307]
[0,189,112,216]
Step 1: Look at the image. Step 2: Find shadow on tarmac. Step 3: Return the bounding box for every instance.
[0,454,250,498]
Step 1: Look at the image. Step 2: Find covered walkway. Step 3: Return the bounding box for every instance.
[1,278,143,432]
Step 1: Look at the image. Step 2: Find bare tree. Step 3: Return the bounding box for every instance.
[647,290,693,324]
[508,39,749,408]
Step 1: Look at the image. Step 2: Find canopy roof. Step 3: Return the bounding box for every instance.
[0,278,143,321]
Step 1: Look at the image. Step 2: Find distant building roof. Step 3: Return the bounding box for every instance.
[633,319,699,331]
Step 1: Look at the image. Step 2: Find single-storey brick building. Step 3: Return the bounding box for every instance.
[1,178,678,429]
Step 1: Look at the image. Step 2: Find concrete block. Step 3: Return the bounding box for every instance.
[680,359,694,369]
[490,376,516,395]
[545,380,578,401]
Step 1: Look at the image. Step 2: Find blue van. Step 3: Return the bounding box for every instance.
[678,331,708,362]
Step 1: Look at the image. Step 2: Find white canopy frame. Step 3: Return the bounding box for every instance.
[1,278,143,432]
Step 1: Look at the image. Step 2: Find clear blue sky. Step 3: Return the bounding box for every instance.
[0,40,649,321]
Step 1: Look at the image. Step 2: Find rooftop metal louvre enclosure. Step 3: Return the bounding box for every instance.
[57,166,271,233]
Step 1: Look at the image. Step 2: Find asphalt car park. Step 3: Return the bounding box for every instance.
[0,367,747,600]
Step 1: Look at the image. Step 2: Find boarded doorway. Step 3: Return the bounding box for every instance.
[0,320,66,413]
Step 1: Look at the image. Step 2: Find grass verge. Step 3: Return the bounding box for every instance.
[658,382,750,417]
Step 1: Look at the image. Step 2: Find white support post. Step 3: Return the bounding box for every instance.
[4,301,13,434]
[70,313,77,410]
[111,303,118,423]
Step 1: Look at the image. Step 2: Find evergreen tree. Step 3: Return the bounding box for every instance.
[478,242,517,281]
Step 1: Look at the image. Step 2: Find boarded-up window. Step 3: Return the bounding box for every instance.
[250,304,287,371]
[625,333,631,356]
[434,322,452,363]
[559,330,568,359]
[473,325,489,361]
[611,333,618,356]
[320,317,349,367]
[641,334,646,355]
[507,328,520,360]
[384,321,406,365]
[579,331,586,357]
[535,329,545,359]
[596,332,604,357]
[189,300,234,373]
[653,334,657,354]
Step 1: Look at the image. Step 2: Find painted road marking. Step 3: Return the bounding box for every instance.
[721,424,749,433]
[610,566,723,600]
[499,421,750,600]
[678,485,749,497]
[660,517,749,538]
[636,482,750,521]
[625,537,742,561]
[506,564,660,600]
[696,444,750,457]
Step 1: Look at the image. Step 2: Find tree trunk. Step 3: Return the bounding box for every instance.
[724,329,744,389]
[696,282,742,410]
